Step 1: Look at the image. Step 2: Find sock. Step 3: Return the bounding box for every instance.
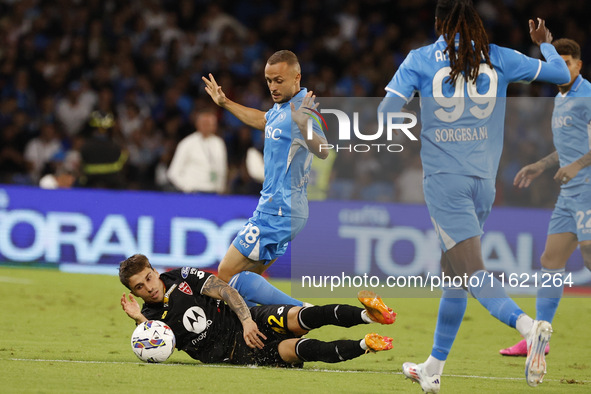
[228,271,303,307]
[424,355,446,376]
[430,286,467,364]
[515,314,534,337]
[536,267,565,322]
[360,338,368,351]
[361,310,374,324]
[295,338,365,363]
[468,270,524,328]
[298,305,365,330]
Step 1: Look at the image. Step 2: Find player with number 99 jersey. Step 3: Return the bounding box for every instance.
[381,34,569,251]
[385,36,570,179]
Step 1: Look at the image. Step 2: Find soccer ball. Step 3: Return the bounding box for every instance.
[131,320,176,363]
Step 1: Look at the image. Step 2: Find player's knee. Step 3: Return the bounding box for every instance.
[287,306,307,335]
[217,265,235,282]
[540,250,564,270]
[278,339,301,364]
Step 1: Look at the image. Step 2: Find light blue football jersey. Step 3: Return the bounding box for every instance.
[552,74,591,196]
[257,88,324,218]
[384,36,570,179]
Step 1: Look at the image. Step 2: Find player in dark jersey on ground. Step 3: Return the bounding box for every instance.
[119,254,396,366]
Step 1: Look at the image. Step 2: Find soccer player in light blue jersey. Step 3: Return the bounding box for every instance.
[378,0,570,391]
[202,50,328,308]
[500,38,591,357]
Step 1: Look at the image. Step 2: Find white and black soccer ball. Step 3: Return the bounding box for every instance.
[131,320,176,363]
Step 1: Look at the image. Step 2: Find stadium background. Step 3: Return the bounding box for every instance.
[0,0,589,287]
[1,1,591,392]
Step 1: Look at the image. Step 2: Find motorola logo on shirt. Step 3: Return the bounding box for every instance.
[183,306,211,334]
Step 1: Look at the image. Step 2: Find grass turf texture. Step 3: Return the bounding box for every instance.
[1,266,589,393]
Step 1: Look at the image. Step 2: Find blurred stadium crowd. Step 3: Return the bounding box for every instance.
[0,0,589,207]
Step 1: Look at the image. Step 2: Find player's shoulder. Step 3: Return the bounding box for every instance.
[575,77,591,96]
[179,266,211,281]
[487,43,525,60]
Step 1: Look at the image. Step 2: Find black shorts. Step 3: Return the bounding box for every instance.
[229,304,302,367]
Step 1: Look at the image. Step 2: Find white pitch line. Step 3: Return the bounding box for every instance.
[0,276,33,284]
[5,358,589,384]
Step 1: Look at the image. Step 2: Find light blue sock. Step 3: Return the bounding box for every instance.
[228,271,303,307]
[468,270,524,328]
[536,267,564,322]
[431,286,468,361]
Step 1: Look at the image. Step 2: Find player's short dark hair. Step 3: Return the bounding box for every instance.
[267,50,301,73]
[553,38,581,60]
[119,254,153,289]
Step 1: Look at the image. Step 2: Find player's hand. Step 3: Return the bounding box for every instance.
[121,293,143,321]
[241,318,266,349]
[529,18,552,46]
[202,73,227,107]
[513,162,544,188]
[290,90,318,131]
[553,162,582,185]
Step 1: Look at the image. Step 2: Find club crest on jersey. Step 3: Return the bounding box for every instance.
[179,281,193,295]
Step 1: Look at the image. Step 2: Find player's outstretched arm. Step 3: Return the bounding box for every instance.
[513,151,558,188]
[121,293,148,325]
[202,73,267,131]
[201,275,267,349]
[290,91,329,159]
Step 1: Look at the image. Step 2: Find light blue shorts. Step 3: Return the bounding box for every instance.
[548,189,591,242]
[423,174,496,252]
[232,210,308,264]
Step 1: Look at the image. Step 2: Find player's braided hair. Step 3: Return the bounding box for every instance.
[436,0,492,84]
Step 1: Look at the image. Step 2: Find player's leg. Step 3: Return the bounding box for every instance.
[442,177,532,332]
[537,233,577,321]
[220,213,304,306]
[277,334,393,364]
[582,241,591,271]
[500,196,579,356]
[424,252,468,378]
[224,260,302,307]
[499,232,576,356]
[287,296,396,337]
[402,174,478,393]
[248,304,393,365]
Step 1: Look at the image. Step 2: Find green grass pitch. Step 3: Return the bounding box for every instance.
[1,266,589,393]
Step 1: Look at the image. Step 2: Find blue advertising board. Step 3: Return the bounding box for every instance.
[1,185,589,291]
[0,185,273,275]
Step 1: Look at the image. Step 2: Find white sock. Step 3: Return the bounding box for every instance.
[423,355,445,376]
[516,313,535,337]
[360,338,368,350]
[361,310,375,324]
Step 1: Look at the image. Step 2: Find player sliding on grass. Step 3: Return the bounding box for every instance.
[379,0,570,391]
[500,38,591,357]
[119,254,396,367]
